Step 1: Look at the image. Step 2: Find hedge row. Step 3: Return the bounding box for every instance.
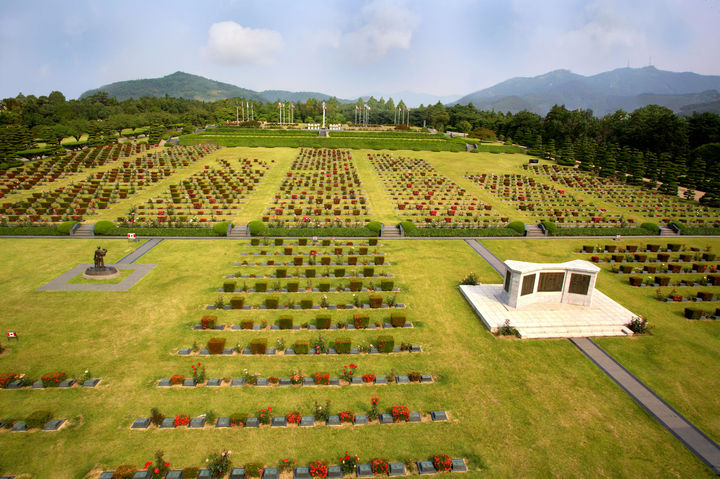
[0,226,63,236]
[551,226,662,237]
[405,227,522,237]
[262,227,379,237]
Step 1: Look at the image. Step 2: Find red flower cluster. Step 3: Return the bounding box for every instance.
[313,371,330,385]
[309,460,329,478]
[362,373,375,383]
[339,410,354,423]
[432,454,452,472]
[0,373,19,388]
[173,414,190,426]
[170,374,185,385]
[370,395,380,406]
[41,371,67,387]
[391,405,410,422]
[371,458,389,475]
[286,411,302,424]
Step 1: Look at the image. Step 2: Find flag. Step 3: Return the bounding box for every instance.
[322,101,326,110]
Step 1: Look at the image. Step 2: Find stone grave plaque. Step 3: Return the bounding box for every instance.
[350,348,360,354]
[369,347,378,354]
[183,378,196,387]
[132,472,150,479]
[242,348,252,355]
[245,417,260,428]
[32,380,44,389]
[266,348,276,355]
[216,417,231,428]
[351,377,362,385]
[262,467,279,479]
[99,472,115,479]
[166,471,183,479]
[270,325,279,330]
[189,417,206,428]
[82,378,100,387]
[177,348,191,355]
[271,417,287,427]
[357,464,373,477]
[327,465,342,479]
[393,346,401,353]
[308,349,316,355]
[231,378,246,386]
[58,379,75,388]
[389,463,406,476]
[199,348,209,355]
[420,375,433,383]
[329,378,340,386]
[383,322,392,329]
[158,379,171,387]
[416,461,436,474]
[299,416,315,427]
[353,414,368,425]
[327,348,337,354]
[294,466,311,479]
[408,412,421,423]
[131,418,151,429]
[230,468,246,479]
[451,459,467,472]
[223,348,234,355]
[231,324,243,330]
[410,345,421,352]
[326,415,341,426]
[198,470,211,478]
[160,417,175,428]
[206,378,222,387]
[279,378,292,386]
[379,413,394,424]
[252,324,261,330]
[374,376,387,385]
[303,377,315,386]
[285,348,296,355]
[431,411,448,421]
[42,419,64,431]
[405,322,413,328]
[256,378,269,387]
[11,421,27,431]
[396,376,410,384]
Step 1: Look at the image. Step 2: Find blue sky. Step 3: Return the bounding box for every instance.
[1,0,719,100]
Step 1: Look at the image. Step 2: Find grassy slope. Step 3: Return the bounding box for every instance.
[0,238,714,477]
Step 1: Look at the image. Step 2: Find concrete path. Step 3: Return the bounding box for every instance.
[117,238,163,264]
[465,239,506,277]
[571,338,720,475]
[36,263,156,292]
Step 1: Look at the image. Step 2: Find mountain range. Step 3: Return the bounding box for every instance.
[80,67,720,116]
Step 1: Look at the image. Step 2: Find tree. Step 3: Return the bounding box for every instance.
[456,120,472,133]
[600,143,617,177]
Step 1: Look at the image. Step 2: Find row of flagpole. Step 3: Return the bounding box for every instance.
[236,101,254,122]
[234,100,410,127]
[277,102,295,125]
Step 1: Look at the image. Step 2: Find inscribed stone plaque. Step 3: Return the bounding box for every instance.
[538,272,564,292]
[568,273,591,295]
[521,274,536,296]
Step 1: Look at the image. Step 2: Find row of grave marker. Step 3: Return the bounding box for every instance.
[158,374,433,388]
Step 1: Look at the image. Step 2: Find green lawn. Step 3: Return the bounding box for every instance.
[0,237,716,477]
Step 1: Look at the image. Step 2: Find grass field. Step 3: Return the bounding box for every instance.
[0,237,718,477]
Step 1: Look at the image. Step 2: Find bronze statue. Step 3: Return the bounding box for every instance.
[93,246,107,270]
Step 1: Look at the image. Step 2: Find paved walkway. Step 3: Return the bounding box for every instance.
[571,338,720,475]
[465,239,506,277]
[117,238,163,264]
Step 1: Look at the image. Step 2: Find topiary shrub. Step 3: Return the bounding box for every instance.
[113,465,137,479]
[300,298,313,309]
[25,410,52,429]
[294,340,309,354]
[255,281,267,292]
[207,337,226,354]
[363,266,375,277]
[684,308,704,319]
[182,467,200,479]
[398,221,416,234]
[508,221,525,235]
[305,268,316,278]
[265,297,279,309]
[276,268,287,278]
[369,238,378,246]
[298,238,308,246]
[366,221,382,235]
[334,268,346,278]
[230,412,248,427]
[316,315,331,329]
[319,282,330,292]
[374,256,385,265]
[390,312,406,327]
[223,280,236,292]
[241,319,254,329]
[287,281,299,292]
[93,220,116,235]
[278,315,293,330]
[250,238,260,246]
[641,222,660,235]
[377,335,395,353]
[335,337,351,354]
[274,238,284,246]
[293,256,303,266]
[369,294,383,308]
[348,256,358,265]
[349,279,363,292]
[380,280,394,291]
[353,314,369,329]
[248,220,265,236]
[249,338,267,354]
[57,220,78,235]
[540,220,557,235]
[213,221,231,236]
[230,296,245,309]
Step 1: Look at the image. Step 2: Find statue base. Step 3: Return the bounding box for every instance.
[82,266,120,280]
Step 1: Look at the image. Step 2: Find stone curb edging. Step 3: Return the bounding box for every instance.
[156,374,434,388]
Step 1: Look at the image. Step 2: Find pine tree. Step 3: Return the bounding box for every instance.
[558,139,575,166]
[600,144,617,177]
[658,153,678,196]
[628,149,645,185]
[644,151,659,182]
[545,138,556,161]
[148,124,166,146]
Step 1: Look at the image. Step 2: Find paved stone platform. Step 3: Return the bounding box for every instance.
[460,284,634,338]
[36,263,156,292]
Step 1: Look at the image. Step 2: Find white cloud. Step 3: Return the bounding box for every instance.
[205,21,284,66]
[341,0,419,62]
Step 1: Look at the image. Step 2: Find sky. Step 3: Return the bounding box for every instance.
[1,0,719,101]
